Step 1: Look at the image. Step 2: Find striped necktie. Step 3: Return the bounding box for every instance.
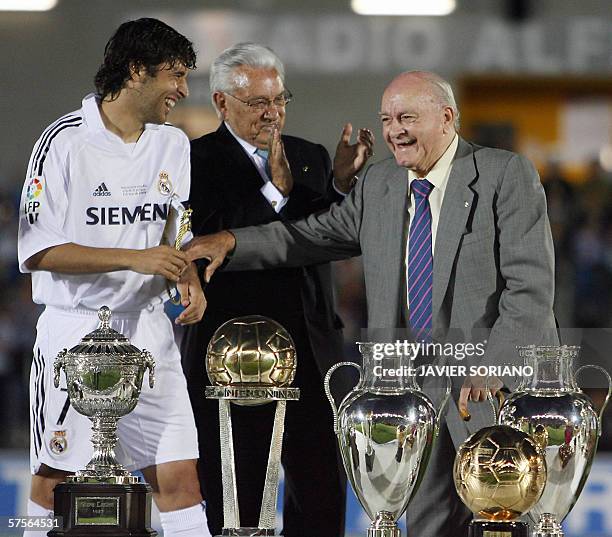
[408,179,434,342]
[255,148,272,178]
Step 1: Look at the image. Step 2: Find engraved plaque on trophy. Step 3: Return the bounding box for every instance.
[49,306,156,536]
[205,315,299,537]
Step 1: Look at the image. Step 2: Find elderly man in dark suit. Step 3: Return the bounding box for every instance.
[185,70,559,536]
[181,42,373,537]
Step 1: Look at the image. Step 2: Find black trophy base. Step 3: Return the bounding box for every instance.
[469,520,529,537]
[48,481,157,537]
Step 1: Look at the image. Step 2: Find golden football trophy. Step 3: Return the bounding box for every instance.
[454,425,547,537]
[205,315,299,536]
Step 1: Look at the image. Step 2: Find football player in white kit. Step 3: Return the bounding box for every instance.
[17,18,211,537]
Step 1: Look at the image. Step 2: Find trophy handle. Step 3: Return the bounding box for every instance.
[461,376,504,423]
[142,350,155,389]
[53,349,67,388]
[324,362,363,435]
[576,364,612,435]
[435,375,452,437]
[485,375,505,424]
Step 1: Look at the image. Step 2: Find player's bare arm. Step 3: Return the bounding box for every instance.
[25,243,188,282]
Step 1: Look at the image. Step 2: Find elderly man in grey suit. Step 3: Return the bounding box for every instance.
[185,70,558,535]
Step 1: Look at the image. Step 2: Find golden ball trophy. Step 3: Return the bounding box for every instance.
[454,425,547,537]
[205,315,299,536]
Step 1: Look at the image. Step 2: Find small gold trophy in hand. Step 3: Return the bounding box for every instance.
[164,196,193,304]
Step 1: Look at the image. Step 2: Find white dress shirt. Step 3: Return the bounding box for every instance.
[225,122,288,213]
[405,133,459,309]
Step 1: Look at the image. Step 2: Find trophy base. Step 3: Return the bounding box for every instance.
[368,511,401,537]
[469,520,529,537]
[533,513,564,537]
[49,481,156,536]
[367,528,400,537]
[219,529,277,536]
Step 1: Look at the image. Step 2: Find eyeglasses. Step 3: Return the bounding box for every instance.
[225,90,293,111]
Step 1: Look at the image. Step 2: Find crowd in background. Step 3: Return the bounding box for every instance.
[1,146,611,450]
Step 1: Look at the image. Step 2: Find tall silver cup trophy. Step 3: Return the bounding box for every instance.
[205,315,299,537]
[497,345,611,537]
[49,306,156,537]
[324,342,450,537]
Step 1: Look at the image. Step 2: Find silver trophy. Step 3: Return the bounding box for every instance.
[497,345,611,537]
[205,316,299,537]
[51,306,156,536]
[324,342,450,537]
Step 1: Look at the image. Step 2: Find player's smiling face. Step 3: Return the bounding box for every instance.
[137,62,190,124]
[215,66,286,150]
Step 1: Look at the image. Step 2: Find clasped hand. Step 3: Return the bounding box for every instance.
[266,123,375,197]
[268,126,293,196]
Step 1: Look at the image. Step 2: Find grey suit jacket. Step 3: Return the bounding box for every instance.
[229,137,559,444]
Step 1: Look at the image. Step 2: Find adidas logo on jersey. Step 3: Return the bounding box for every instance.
[93,182,111,197]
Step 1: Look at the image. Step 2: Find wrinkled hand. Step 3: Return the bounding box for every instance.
[184,231,236,283]
[458,375,504,421]
[268,126,293,196]
[130,245,188,281]
[333,123,375,193]
[175,262,206,325]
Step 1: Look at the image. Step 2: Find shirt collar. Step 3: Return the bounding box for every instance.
[82,92,161,135]
[82,93,105,132]
[224,121,259,156]
[408,133,459,190]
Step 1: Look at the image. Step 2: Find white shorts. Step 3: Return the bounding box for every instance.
[30,305,199,475]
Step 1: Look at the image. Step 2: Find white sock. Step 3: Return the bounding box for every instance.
[23,499,54,536]
[159,502,211,537]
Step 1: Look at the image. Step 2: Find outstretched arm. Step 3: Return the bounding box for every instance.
[185,165,369,281]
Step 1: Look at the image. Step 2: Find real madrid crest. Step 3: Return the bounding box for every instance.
[158,171,173,196]
[50,430,68,454]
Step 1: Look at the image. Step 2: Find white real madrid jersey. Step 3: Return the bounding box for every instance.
[18,93,191,312]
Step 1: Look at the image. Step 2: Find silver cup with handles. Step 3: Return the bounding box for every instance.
[324,342,450,537]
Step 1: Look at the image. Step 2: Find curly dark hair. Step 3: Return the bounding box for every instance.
[94,18,197,100]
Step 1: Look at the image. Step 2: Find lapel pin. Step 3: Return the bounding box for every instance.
[464,201,470,207]
[302,165,309,172]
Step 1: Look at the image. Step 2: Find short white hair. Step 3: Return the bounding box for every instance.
[407,71,461,131]
[209,42,285,115]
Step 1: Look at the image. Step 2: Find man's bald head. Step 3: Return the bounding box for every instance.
[384,71,460,131]
[379,71,458,175]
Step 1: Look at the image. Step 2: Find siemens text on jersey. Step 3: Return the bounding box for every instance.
[86,203,169,225]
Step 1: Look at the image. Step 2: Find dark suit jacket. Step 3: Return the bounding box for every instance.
[183,122,345,387]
